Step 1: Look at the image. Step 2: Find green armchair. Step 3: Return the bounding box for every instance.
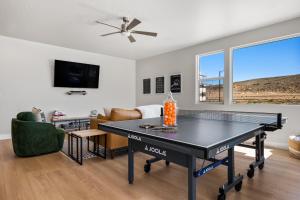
[11,112,65,157]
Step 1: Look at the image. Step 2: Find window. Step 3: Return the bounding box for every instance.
[233,36,300,104]
[197,51,224,103]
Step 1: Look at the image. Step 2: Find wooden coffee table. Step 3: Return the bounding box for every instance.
[67,129,107,165]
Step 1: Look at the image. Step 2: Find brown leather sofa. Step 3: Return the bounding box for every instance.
[90,108,142,158]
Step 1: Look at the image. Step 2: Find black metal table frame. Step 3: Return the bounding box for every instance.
[100,121,279,200]
[141,129,268,199]
[99,111,284,200]
[67,133,107,165]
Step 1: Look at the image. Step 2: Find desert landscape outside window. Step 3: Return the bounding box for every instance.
[198,51,224,103]
[232,36,300,104]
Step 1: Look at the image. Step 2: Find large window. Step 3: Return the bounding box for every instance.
[197,51,224,103]
[233,36,300,104]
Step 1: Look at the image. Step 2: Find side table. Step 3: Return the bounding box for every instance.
[67,129,107,165]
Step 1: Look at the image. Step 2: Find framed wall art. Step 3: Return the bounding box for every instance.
[143,78,151,94]
[170,74,181,93]
[155,76,164,94]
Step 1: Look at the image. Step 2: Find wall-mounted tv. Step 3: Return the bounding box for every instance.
[54,60,100,88]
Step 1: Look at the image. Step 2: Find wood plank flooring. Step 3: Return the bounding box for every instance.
[0,139,299,200]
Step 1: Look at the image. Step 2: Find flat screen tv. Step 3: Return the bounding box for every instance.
[54,60,100,88]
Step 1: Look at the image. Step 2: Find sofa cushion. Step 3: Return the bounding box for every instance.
[17,112,36,122]
[110,108,142,121]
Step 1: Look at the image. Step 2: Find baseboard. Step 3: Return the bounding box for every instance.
[244,139,288,150]
[265,141,288,150]
[0,133,11,140]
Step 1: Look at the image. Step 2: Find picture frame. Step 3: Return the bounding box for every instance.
[170,74,181,93]
[143,78,151,94]
[155,76,165,94]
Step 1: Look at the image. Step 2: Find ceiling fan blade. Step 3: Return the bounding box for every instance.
[100,31,121,36]
[96,20,121,30]
[128,35,136,43]
[132,30,157,37]
[126,18,141,30]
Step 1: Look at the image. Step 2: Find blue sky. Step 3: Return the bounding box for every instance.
[199,36,300,82]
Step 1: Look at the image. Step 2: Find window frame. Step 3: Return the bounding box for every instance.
[195,49,225,104]
[230,33,300,105]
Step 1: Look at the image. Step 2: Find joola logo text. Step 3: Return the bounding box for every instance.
[144,145,167,157]
[216,145,229,154]
[128,134,141,141]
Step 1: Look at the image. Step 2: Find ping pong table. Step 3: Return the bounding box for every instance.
[99,110,285,200]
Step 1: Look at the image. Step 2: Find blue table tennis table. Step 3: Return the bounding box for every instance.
[99,110,285,200]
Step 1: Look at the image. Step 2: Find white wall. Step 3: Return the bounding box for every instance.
[0,35,136,138]
[136,17,300,149]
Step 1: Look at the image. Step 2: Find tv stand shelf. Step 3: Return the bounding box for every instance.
[66,91,87,95]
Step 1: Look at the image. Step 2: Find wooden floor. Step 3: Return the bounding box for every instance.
[1,139,300,200]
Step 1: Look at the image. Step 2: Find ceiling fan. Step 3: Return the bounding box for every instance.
[96,17,158,43]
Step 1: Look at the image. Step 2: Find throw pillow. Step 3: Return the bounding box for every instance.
[103,107,112,118]
[32,107,47,122]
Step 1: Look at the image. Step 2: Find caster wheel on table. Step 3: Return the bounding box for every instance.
[217,193,226,200]
[144,163,151,173]
[165,160,170,166]
[247,168,255,178]
[258,162,264,170]
[234,181,243,192]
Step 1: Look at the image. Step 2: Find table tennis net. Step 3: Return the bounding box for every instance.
[179,110,283,128]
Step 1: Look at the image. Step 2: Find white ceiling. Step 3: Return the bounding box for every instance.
[1,0,300,60]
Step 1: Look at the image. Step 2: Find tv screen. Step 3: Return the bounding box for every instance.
[54,60,100,88]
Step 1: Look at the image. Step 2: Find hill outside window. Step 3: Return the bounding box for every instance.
[232,35,300,105]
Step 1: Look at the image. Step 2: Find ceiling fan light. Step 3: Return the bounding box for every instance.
[121,31,131,37]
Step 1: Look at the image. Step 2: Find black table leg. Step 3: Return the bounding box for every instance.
[68,134,83,165]
[255,134,262,163]
[188,155,196,200]
[260,134,265,166]
[218,147,243,199]
[228,147,235,184]
[76,136,79,161]
[104,134,107,159]
[71,134,73,156]
[87,136,90,151]
[128,139,134,184]
[247,132,266,178]
[80,137,83,165]
[87,135,107,159]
